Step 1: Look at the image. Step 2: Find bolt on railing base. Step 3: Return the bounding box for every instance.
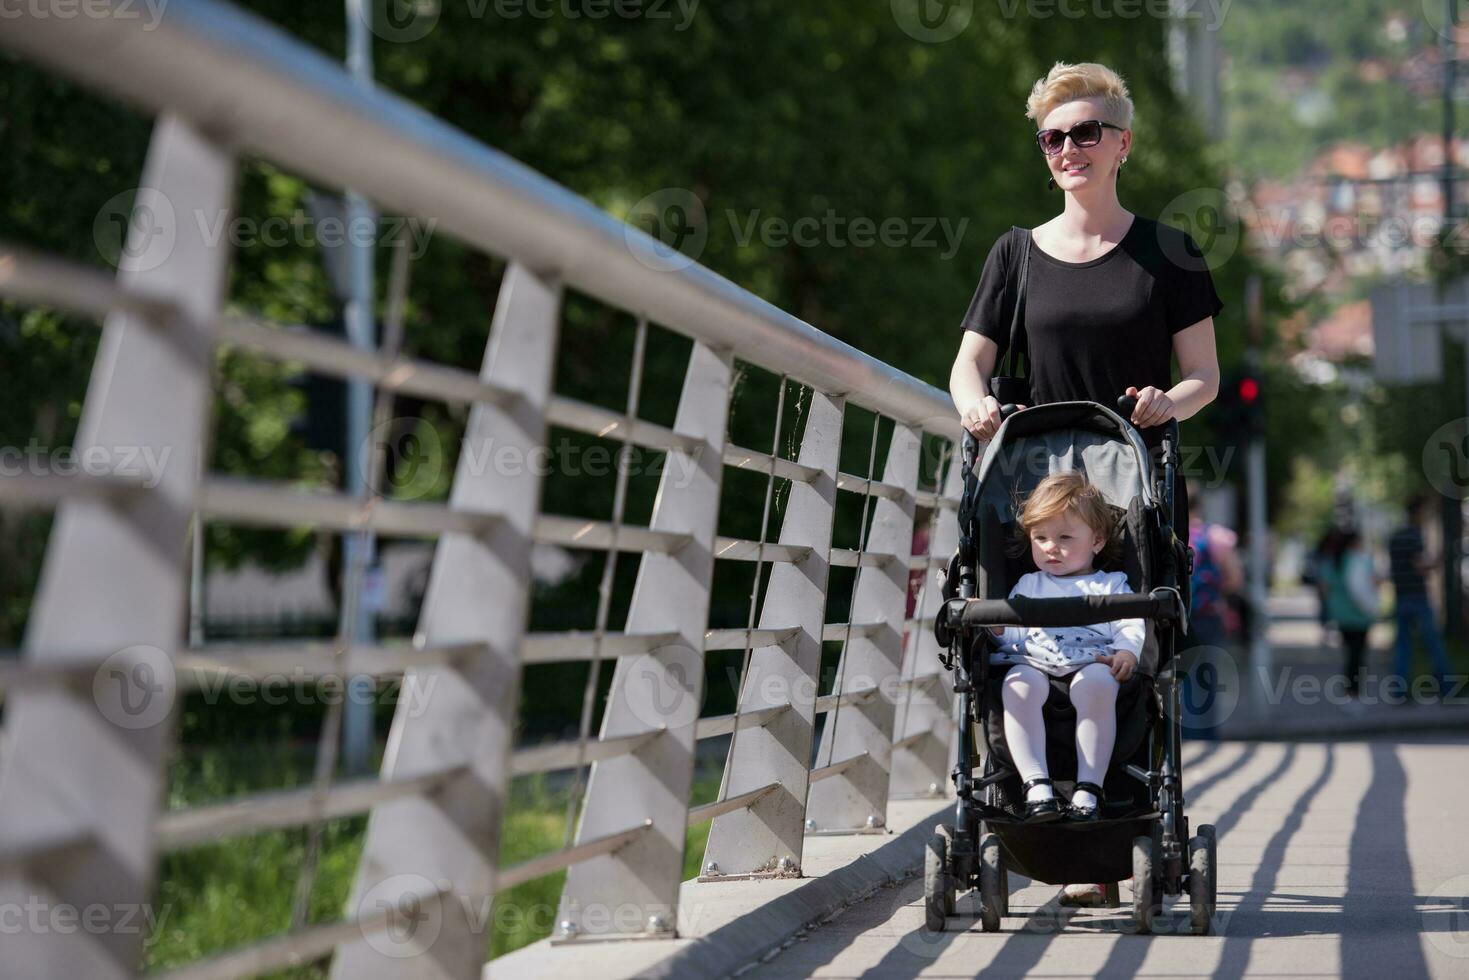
[697,855,800,882]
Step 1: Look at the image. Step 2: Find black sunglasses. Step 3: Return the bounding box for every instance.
[1035,119,1124,156]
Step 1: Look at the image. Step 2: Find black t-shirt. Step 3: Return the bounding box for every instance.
[960,214,1223,528]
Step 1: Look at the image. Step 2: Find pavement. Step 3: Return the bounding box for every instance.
[743,737,1469,979]
[1199,588,1469,740]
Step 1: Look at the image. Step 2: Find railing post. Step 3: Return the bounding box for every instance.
[806,423,921,833]
[556,340,732,940]
[0,115,235,980]
[702,391,844,877]
[331,263,561,979]
[890,447,962,799]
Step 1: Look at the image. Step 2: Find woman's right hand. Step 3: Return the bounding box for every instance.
[961,395,1013,441]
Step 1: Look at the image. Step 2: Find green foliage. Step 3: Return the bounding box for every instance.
[1219,0,1438,181]
[146,746,721,973]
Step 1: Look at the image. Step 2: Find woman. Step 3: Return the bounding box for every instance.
[949,60,1223,907]
[1319,526,1379,699]
[949,61,1223,537]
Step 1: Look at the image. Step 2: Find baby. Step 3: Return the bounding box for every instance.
[988,470,1143,823]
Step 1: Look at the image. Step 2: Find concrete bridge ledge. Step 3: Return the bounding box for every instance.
[492,797,951,980]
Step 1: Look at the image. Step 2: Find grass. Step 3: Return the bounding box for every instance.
[144,744,722,976]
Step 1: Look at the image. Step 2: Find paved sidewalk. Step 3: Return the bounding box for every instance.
[1202,588,1469,740]
[743,739,1469,979]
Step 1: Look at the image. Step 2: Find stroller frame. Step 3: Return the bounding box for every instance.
[927,396,1218,935]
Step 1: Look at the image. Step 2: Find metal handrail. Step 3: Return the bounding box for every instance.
[0,0,958,439]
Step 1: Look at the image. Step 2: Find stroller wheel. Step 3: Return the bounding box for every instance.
[1131,835,1159,934]
[924,827,954,932]
[1199,823,1218,907]
[978,833,1004,932]
[1189,831,1217,934]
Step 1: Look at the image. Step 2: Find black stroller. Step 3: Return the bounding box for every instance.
[929,396,1217,935]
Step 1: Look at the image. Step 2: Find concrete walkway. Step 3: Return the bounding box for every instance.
[1208,589,1469,740]
[744,738,1469,978]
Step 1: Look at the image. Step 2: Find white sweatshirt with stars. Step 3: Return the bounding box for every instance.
[989,569,1146,678]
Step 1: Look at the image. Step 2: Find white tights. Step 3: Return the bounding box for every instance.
[1001,662,1120,808]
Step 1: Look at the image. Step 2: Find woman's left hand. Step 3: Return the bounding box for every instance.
[1124,385,1175,427]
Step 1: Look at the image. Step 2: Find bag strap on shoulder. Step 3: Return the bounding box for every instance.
[999,225,1031,379]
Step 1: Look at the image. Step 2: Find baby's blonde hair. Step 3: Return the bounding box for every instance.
[1011,471,1124,567]
[1025,61,1134,131]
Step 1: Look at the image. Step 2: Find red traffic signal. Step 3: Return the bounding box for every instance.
[1238,376,1260,404]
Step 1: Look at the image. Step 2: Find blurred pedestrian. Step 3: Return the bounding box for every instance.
[1184,482,1244,650]
[1388,494,1448,696]
[1306,526,1336,641]
[1318,527,1379,698]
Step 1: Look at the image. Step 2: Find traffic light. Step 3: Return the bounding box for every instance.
[1210,368,1265,449]
[1235,370,1264,437]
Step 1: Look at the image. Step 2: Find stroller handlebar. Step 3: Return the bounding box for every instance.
[949,589,1185,629]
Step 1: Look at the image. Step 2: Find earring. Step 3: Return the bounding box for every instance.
[1047,176,1057,190]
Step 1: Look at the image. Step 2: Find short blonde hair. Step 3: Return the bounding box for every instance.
[1025,61,1134,130]
[1011,471,1124,567]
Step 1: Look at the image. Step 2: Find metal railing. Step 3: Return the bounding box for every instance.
[0,2,964,977]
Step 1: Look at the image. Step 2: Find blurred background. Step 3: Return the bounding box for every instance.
[5,0,1469,971]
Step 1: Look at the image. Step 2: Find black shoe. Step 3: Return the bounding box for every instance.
[1021,777,1064,823]
[1065,781,1105,822]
